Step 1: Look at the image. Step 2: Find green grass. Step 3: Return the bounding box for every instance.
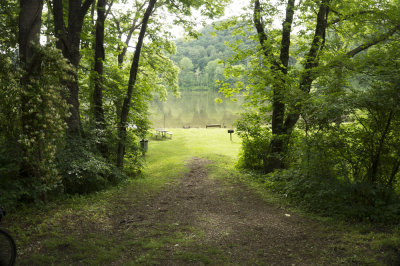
[3,128,239,265]
[4,128,400,265]
[145,128,241,165]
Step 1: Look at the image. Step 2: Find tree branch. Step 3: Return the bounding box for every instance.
[347,24,400,57]
[81,0,95,17]
[253,0,281,70]
[279,0,295,74]
[329,10,377,26]
[283,0,330,133]
[105,0,114,19]
[253,0,269,58]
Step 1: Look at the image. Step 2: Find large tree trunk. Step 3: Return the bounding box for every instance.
[52,0,94,137]
[93,0,107,156]
[18,0,44,177]
[266,0,330,173]
[19,0,43,65]
[254,0,296,173]
[116,0,157,169]
[254,0,330,173]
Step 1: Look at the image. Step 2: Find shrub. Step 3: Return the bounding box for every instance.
[235,112,271,171]
[265,169,400,222]
[57,137,124,194]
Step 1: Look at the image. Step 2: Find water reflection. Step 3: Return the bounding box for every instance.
[149,90,243,128]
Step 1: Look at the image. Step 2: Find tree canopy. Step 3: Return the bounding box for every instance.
[217,0,400,221]
[0,0,229,207]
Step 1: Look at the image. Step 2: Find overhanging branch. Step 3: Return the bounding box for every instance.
[347,24,400,57]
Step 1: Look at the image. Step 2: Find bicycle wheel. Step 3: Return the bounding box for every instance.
[0,228,16,266]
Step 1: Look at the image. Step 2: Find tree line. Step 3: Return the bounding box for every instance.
[0,0,228,207]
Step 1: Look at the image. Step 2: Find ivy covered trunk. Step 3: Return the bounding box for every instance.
[93,0,108,157]
[18,0,43,180]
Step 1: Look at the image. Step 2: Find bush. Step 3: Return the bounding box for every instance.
[235,112,271,171]
[265,169,400,222]
[57,137,124,194]
[0,143,23,209]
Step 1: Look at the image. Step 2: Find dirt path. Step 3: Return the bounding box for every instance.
[112,157,340,265]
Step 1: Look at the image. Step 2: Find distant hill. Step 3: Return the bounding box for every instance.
[171,23,254,91]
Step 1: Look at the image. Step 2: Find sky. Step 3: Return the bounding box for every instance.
[223,0,248,18]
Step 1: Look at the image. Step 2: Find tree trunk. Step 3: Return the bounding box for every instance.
[116,0,157,169]
[93,0,108,157]
[254,1,399,174]
[257,0,330,173]
[368,110,393,182]
[18,0,44,178]
[254,0,296,173]
[52,0,94,137]
[19,0,43,64]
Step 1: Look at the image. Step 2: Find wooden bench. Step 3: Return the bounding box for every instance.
[166,132,173,139]
[206,124,221,128]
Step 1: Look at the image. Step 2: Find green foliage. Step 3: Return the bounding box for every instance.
[57,136,124,194]
[171,23,252,91]
[0,0,18,52]
[18,45,71,189]
[221,0,400,222]
[0,144,21,208]
[265,169,400,222]
[235,112,271,170]
[0,45,71,207]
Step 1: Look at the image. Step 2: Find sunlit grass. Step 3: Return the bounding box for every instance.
[145,128,240,160]
[144,127,241,181]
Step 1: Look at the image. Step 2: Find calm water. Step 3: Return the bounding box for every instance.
[149,90,243,128]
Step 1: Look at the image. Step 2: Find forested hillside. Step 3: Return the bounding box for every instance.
[170,24,252,91]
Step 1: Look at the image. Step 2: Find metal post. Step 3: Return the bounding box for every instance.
[228,129,234,141]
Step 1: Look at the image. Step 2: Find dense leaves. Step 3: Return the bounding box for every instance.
[0,0,228,209]
[223,0,400,221]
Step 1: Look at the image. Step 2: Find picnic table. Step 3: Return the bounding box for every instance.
[155,128,173,139]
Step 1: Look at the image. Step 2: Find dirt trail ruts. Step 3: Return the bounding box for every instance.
[114,157,340,265]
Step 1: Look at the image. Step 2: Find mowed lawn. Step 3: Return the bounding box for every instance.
[145,128,241,176]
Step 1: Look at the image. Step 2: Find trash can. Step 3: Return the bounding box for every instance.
[140,139,148,152]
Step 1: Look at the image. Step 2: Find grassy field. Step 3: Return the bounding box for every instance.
[3,128,400,265]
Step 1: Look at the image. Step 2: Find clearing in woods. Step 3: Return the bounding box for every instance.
[8,129,398,265]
